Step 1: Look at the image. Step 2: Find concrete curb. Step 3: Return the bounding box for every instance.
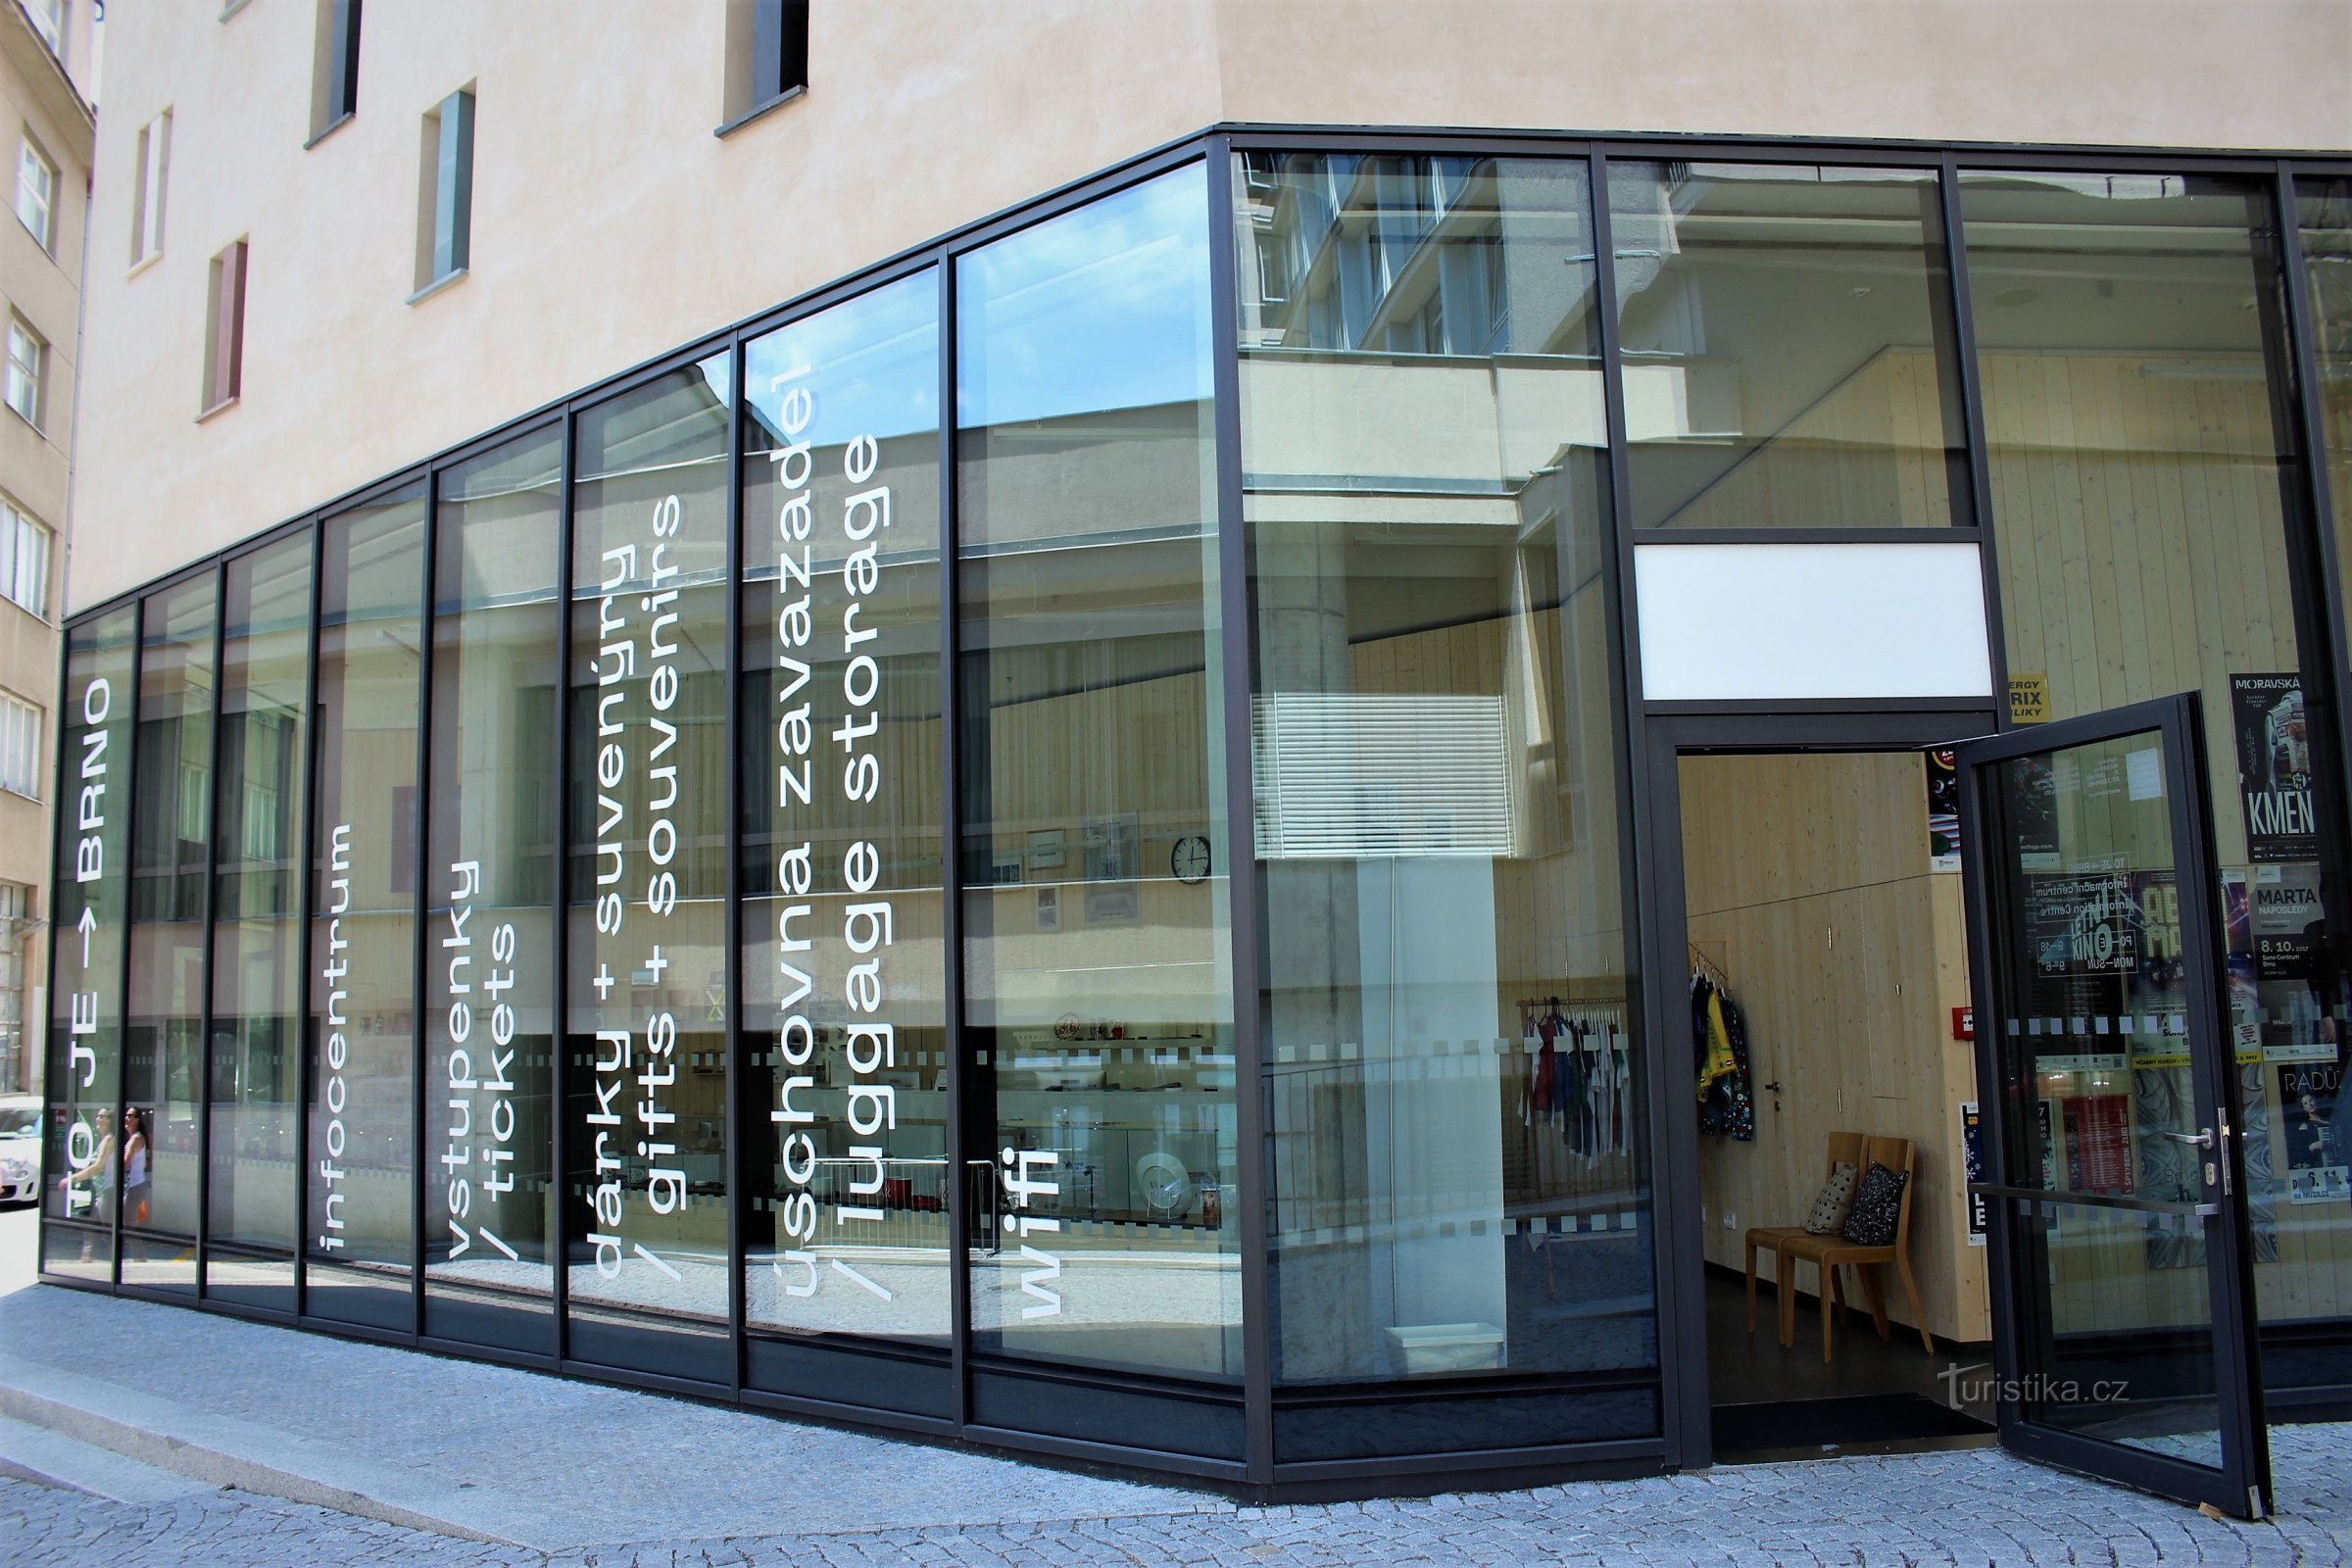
[0,1412,223,1505]
[0,1356,529,1546]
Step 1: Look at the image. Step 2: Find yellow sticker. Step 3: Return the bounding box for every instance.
[2009,673,2049,725]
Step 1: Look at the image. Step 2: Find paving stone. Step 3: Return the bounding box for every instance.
[3,1283,2350,1565]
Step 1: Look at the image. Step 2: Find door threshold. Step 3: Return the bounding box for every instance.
[1712,1429,1999,1466]
[1712,1392,1992,1459]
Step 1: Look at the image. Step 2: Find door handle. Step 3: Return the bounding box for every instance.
[970,1158,1003,1256]
[2160,1128,2215,1151]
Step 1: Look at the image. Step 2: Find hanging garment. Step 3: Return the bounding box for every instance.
[1697,987,1757,1142]
[1695,983,1737,1102]
[1609,1026,1632,1156]
[1528,1014,1560,1127]
[1579,1023,1608,1161]
[1553,1014,1584,1131]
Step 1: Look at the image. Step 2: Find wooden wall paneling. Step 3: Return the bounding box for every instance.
[2090,357,2148,709]
[2074,357,2128,706]
[1681,750,1988,1346]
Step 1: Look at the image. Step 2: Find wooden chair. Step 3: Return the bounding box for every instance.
[1742,1130,1864,1334]
[1776,1134,1935,1362]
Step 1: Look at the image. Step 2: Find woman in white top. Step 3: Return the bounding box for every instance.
[58,1106,115,1261]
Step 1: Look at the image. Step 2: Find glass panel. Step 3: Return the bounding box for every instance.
[740,272,952,1412]
[206,535,312,1309]
[956,163,1243,1407]
[1609,162,1968,529]
[1963,171,2349,1395]
[2303,179,2352,678]
[41,607,137,1282]
[1981,729,2225,1469]
[2286,178,2352,1395]
[1237,151,1654,1455]
[425,428,562,1353]
[307,490,424,1330]
[122,576,217,1293]
[564,356,733,1382]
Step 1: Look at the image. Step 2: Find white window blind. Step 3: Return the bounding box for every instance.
[1251,693,1516,858]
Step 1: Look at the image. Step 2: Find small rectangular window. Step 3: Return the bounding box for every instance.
[4,318,40,427]
[310,0,362,139]
[0,502,49,617]
[202,241,246,414]
[26,0,62,58]
[130,111,171,266]
[414,87,473,294]
[15,137,54,252]
[721,0,808,126]
[0,692,39,799]
[754,1,809,103]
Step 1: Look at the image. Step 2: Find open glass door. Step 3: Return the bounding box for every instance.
[1957,694,2272,1518]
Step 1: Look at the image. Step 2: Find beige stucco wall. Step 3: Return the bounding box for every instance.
[68,0,2352,613]
[1215,0,2351,152]
[0,0,92,1093]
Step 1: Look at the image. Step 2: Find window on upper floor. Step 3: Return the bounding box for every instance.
[414,87,473,295]
[15,136,54,252]
[25,0,61,60]
[310,0,363,141]
[131,111,172,267]
[0,691,39,799]
[201,241,246,415]
[0,500,49,618]
[720,0,808,129]
[0,880,26,1059]
[4,317,41,428]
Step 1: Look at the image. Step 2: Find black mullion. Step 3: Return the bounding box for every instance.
[195,559,227,1299]
[293,517,322,1318]
[1203,137,1275,1486]
[1940,157,2013,732]
[1590,145,1703,1470]
[2164,697,2274,1517]
[723,333,747,1396]
[107,610,144,1287]
[35,588,71,1277]
[2271,168,2352,976]
[939,261,971,1432]
[411,472,436,1340]
[552,409,577,1359]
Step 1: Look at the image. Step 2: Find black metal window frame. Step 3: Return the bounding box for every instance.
[39,122,2352,1502]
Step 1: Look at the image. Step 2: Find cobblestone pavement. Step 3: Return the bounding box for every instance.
[7,1422,2348,1568]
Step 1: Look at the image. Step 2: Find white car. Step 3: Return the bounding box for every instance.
[0,1093,39,1205]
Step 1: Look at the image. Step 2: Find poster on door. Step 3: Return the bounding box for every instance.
[1960,1100,2055,1244]
[1926,748,1960,873]
[2063,1094,2134,1193]
[2281,1062,2349,1205]
[2029,874,2137,976]
[2230,673,2317,864]
[1961,1101,1984,1246]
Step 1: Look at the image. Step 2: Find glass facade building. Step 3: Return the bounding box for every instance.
[40,132,2352,1498]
